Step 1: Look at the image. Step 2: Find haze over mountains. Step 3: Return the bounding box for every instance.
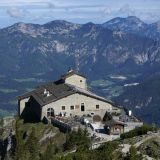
[0,16,160,124]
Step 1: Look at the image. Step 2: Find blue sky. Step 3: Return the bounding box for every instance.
[0,0,160,28]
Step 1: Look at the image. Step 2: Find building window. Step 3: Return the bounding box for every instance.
[96,105,99,109]
[70,106,74,110]
[81,103,85,111]
[47,108,54,117]
[80,80,82,82]
[62,106,65,110]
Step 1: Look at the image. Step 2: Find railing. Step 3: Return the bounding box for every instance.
[51,117,71,133]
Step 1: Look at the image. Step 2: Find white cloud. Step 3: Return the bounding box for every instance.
[47,2,56,9]
[6,7,25,18]
[0,0,160,27]
[119,4,135,16]
[0,0,46,6]
[102,6,111,16]
[137,11,160,23]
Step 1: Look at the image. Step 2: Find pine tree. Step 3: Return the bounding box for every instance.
[40,142,59,160]
[25,127,40,160]
[14,119,29,160]
[0,119,3,127]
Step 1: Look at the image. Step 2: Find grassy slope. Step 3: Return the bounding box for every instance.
[138,137,160,159]
[15,120,66,154]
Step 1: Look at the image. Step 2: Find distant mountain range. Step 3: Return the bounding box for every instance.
[103,16,160,41]
[0,16,160,124]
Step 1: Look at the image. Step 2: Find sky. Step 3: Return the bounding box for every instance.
[0,0,160,28]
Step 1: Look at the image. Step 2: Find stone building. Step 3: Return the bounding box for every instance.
[18,69,121,122]
[104,119,125,135]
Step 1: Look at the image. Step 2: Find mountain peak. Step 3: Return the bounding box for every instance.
[102,16,146,33]
[5,22,45,38]
[151,20,160,32]
[43,20,76,28]
[126,16,142,21]
[43,20,80,31]
[82,22,96,28]
[125,16,145,26]
[45,20,73,25]
[103,17,124,26]
[6,22,31,32]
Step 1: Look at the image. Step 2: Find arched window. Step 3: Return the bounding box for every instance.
[47,108,54,117]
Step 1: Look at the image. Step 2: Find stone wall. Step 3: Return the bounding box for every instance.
[18,97,30,115]
[41,93,113,120]
[65,74,87,89]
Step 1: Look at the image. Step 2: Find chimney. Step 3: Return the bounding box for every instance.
[68,67,73,73]
[46,91,50,97]
[128,110,132,116]
[44,89,47,95]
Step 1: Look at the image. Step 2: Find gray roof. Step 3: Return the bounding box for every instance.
[18,82,114,107]
[61,70,86,79]
[105,119,125,127]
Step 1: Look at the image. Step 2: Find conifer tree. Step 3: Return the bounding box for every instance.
[25,127,40,160]
[14,119,29,160]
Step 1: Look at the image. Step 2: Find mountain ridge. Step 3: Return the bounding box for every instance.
[0,16,160,124]
[102,16,160,40]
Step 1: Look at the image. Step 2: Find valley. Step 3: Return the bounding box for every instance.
[0,16,160,125]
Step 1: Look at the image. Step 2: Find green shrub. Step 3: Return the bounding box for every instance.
[138,137,160,159]
[120,125,157,139]
[0,119,3,127]
[61,141,120,160]
[124,146,143,160]
[64,128,91,151]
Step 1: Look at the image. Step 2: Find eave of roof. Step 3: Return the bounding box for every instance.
[61,70,86,79]
[105,119,125,127]
[18,90,34,100]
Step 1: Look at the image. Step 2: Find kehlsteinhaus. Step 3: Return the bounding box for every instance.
[18,69,121,122]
